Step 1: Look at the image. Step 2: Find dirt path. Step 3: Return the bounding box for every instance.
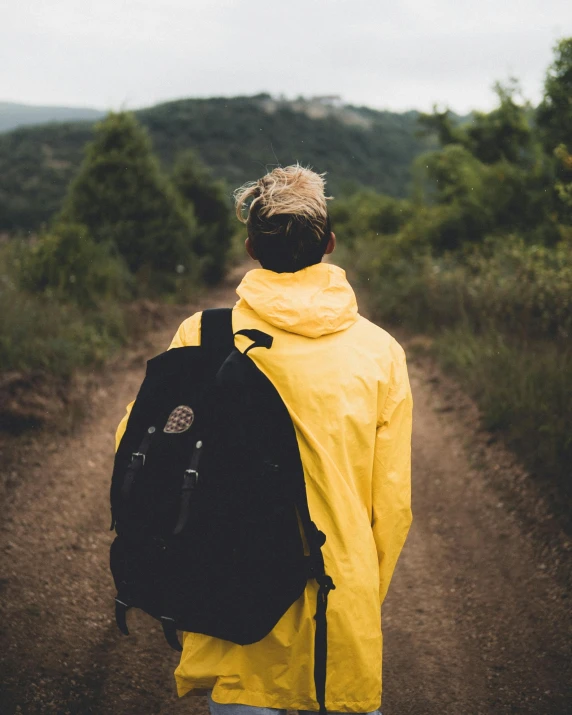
[1,266,571,715]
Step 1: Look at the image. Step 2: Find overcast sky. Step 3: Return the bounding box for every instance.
[1,0,571,114]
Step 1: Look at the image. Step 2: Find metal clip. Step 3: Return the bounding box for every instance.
[183,468,198,490]
[131,451,146,466]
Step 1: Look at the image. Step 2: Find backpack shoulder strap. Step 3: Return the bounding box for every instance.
[200,308,234,368]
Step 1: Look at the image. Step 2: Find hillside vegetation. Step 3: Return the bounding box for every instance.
[332,39,572,516]
[0,112,233,430]
[0,95,434,233]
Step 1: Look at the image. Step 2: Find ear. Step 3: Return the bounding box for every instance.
[324,232,336,255]
[245,236,258,261]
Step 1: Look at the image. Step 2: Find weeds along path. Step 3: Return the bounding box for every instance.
[1,265,571,715]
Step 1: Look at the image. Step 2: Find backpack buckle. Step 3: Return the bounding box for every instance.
[183,468,198,490]
[131,451,146,466]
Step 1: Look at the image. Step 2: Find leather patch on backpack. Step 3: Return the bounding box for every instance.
[164,405,194,433]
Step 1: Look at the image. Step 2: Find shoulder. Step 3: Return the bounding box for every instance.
[352,315,406,364]
[168,311,203,349]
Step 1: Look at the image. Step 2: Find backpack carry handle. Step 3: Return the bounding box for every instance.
[234,329,273,355]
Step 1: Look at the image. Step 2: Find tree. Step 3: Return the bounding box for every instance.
[554,144,572,224]
[418,81,532,166]
[465,80,532,165]
[172,150,233,284]
[59,112,197,276]
[537,38,572,152]
[417,106,463,147]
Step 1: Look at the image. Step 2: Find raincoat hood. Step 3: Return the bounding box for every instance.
[235,262,359,339]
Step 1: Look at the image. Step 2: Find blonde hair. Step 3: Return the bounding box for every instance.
[234,164,333,243]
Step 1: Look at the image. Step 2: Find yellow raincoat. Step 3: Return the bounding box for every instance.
[115,263,412,713]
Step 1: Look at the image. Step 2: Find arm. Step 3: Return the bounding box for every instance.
[371,340,413,605]
[114,312,203,451]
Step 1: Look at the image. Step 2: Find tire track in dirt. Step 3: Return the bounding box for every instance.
[1,266,571,714]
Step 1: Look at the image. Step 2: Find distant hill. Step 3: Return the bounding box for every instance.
[0,101,105,133]
[0,94,436,232]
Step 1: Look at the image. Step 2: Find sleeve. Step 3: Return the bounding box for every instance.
[114,312,203,451]
[371,340,413,605]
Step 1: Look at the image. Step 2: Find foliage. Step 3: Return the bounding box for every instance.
[464,80,533,165]
[0,244,127,377]
[330,190,414,244]
[58,112,197,277]
[419,81,533,166]
[554,144,572,224]
[413,146,561,250]
[351,232,572,341]
[0,122,92,230]
[0,96,436,233]
[437,327,572,496]
[417,107,463,147]
[16,223,131,308]
[172,150,233,284]
[537,38,572,152]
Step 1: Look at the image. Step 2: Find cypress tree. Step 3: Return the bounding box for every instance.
[59,112,197,275]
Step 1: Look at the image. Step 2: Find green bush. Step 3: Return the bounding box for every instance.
[330,191,413,245]
[352,230,572,341]
[0,245,127,376]
[17,223,131,308]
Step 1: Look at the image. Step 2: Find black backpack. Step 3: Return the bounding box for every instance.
[109,308,335,714]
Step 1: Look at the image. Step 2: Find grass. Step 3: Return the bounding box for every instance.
[435,326,572,500]
[0,279,128,378]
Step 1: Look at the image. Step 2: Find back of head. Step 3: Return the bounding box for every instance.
[234,164,332,273]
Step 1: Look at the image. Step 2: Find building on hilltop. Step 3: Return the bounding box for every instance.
[311,95,343,108]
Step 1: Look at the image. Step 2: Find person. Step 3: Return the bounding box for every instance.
[115,164,413,715]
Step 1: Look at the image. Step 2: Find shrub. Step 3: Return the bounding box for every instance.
[18,223,131,308]
[0,245,127,377]
[329,190,413,246]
